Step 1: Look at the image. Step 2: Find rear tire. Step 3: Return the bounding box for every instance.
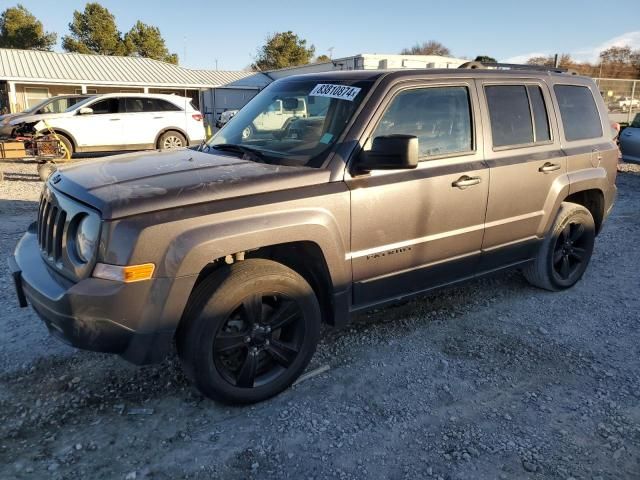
[241,125,254,140]
[523,202,595,291]
[158,131,186,150]
[177,259,321,404]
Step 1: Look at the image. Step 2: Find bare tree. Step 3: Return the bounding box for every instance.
[401,40,451,56]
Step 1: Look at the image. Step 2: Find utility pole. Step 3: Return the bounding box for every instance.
[328,47,334,59]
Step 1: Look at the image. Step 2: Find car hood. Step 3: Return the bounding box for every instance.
[1,112,22,125]
[9,112,72,125]
[51,148,331,219]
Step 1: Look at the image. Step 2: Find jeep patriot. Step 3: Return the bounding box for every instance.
[10,65,618,403]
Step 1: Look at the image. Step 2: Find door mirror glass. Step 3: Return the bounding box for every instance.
[282,97,300,110]
[358,135,419,171]
[78,107,93,115]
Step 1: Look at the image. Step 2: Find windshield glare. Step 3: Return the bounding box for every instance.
[207,79,371,167]
[40,96,88,114]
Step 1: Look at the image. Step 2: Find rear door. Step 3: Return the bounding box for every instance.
[121,97,183,147]
[477,79,566,271]
[347,80,489,307]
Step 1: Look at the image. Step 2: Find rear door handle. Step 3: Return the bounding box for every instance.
[452,175,481,189]
[153,116,164,119]
[109,118,121,121]
[538,162,561,173]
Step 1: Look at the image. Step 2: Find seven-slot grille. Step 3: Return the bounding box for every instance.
[37,191,67,261]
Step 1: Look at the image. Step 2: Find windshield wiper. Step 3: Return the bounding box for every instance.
[208,143,266,163]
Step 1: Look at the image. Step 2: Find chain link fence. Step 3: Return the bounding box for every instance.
[594,78,639,125]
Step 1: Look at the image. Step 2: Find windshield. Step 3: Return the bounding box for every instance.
[40,96,89,114]
[206,78,372,167]
[22,97,51,114]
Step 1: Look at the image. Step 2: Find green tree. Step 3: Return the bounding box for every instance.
[124,21,178,64]
[0,4,56,50]
[315,54,331,63]
[252,31,315,71]
[474,55,497,63]
[400,40,451,56]
[62,3,125,55]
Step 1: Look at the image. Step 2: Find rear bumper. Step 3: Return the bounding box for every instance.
[11,228,196,364]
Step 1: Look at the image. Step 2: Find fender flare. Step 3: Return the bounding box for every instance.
[538,167,608,236]
[157,209,350,291]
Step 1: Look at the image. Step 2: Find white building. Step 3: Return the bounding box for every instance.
[266,53,467,80]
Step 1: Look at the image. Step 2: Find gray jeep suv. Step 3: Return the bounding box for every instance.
[10,65,617,404]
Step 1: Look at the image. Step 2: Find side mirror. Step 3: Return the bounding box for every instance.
[358,135,419,171]
[78,107,93,115]
[282,97,300,110]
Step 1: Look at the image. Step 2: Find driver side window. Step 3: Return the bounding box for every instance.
[89,98,120,115]
[372,86,473,159]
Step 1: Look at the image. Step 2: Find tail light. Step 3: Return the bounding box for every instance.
[192,113,203,121]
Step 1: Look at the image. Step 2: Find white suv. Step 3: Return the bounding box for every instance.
[11,93,205,154]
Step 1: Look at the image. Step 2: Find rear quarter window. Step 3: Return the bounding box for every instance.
[554,85,603,141]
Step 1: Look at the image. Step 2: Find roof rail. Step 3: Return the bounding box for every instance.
[458,61,578,75]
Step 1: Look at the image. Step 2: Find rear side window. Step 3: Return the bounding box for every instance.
[486,85,533,147]
[125,98,181,113]
[372,86,473,158]
[528,86,551,142]
[554,85,603,141]
[155,99,181,111]
[485,85,552,148]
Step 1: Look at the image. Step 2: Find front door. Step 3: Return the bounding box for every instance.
[60,97,124,149]
[346,81,489,307]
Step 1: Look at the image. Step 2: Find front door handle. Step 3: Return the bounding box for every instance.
[109,118,121,121]
[539,162,561,173]
[452,175,481,189]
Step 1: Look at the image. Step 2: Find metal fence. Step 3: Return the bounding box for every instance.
[594,77,639,125]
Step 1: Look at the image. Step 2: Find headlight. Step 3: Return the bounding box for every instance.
[74,215,99,263]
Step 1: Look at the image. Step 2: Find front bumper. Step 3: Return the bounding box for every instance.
[10,228,196,364]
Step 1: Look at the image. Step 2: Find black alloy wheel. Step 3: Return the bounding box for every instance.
[213,293,305,389]
[551,222,589,283]
[177,259,321,404]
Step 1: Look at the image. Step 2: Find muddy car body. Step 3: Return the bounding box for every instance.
[11,66,618,403]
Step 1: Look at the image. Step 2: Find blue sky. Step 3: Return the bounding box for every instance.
[11,0,640,70]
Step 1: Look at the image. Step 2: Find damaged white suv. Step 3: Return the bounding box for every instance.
[11,93,205,155]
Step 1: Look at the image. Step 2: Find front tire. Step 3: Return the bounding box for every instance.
[523,202,595,291]
[177,259,321,404]
[55,134,73,159]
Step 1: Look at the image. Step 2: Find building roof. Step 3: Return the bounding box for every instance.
[0,48,269,89]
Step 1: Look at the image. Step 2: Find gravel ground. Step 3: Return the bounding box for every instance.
[1,159,639,480]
